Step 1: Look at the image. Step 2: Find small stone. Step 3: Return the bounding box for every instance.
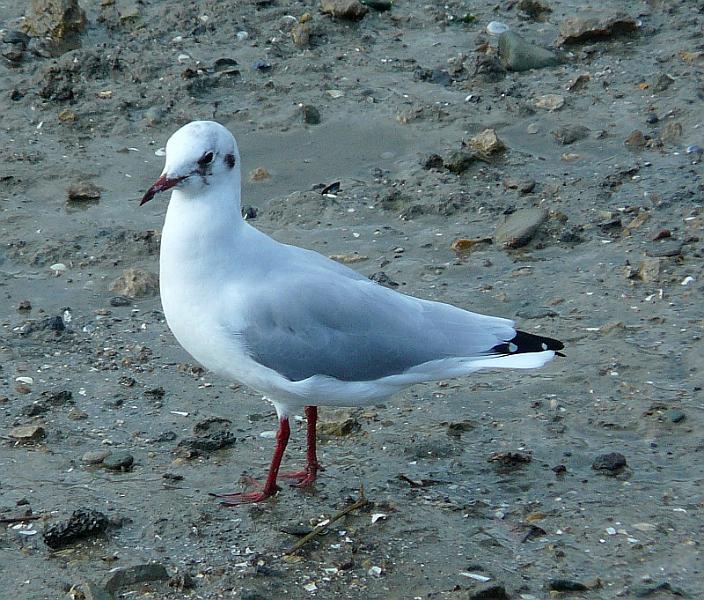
[320,0,368,20]
[558,13,638,45]
[445,150,478,174]
[498,31,558,72]
[22,0,87,44]
[494,208,548,249]
[291,22,312,48]
[2,42,25,62]
[625,130,647,150]
[9,425,46,442]
[18,300,32,311]
[242,205,258,220]
[553,125,590,145]
[143,106,165,127]
[653,74,675,93]
[369,271,399,288]
[71,581,112,600]
[109,295,131,307]
[659,121,682,145]
[488,451,532,467]
[637,257,661,283]
[360,0,392,10]
[548,579,589,592]
[43,508,109,549]
[58,108,77,122]
[67,181,101,201]
[301,104,321,125]
[592,452,627,473]
[518,0,552,21]
[469,128,505,155]
[468,583,510,600]
[318,417,361,436]
[534,94,565,111]
[110,268,159,298]
[552,464,567,474]
[102,563,169,594]
[446,420,475,436]
[102,451,134,471]
[249,167,270,181]
[2,30,30,47]
[82,449,111,464]
[664,409,686,423]
[423,154,444,169]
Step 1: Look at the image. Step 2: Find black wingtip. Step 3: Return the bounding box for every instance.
[491,330,565,357]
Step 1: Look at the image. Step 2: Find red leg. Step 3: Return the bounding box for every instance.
[216,417,290,506]
[280,406,322,487]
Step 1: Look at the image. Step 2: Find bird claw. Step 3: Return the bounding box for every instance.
[279,463,322,488]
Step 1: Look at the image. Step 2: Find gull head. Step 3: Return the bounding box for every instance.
[141,120,240,205]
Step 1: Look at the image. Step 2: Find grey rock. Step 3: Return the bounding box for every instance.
[592,452,627,473]
[558,13,638,45]
[494,208,548,248]
[445,150,478,174]
[73,581,112,600]
[110,268,159,298]
[646,240,683,258]
[498,31,558,72]
[548,579,589,592]
[320,0,368,20]
[553,125,590,145]
[468,583,510,600]
[653,74,675,93]
[102,451,134,471]
[103,563,169,594]
[82,449,111,464]
[144,106,165,126]
[301,104,321,125]
[664,409,686,423]
[2,42,25,62]
[2,30,31,47]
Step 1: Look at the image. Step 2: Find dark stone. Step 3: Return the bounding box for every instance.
[178,431,235,452]
[2,30,31,48]
[423,153,444,170]
[369,271,399,288]
[552,464,567,474]
[645,240,683,257]
[445,150,477,174]
[43,508,110,549]
[102,451,134,471]
[548,579,589,592]
[468,583,511,600]
[242,205,259,220]
[301,104,321,125]
[592,452,627,472]
[664,409,686,423]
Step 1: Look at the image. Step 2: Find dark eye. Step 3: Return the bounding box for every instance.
[198,151,214,166]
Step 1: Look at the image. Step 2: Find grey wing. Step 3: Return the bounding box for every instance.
[239,273,516,382]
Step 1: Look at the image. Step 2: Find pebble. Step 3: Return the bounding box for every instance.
[470,128,505,155]
[652,73,674,93]
[318,417,361,436]
[664,409,686,423]
[645,239,683,258]
[2,30,30,48]
[445,150,478,174]
[558,13,639,45]
[498,31,558,72]
[67,181,101,202]
[143,106,165,126]
[548,579,589,592]
[18,299,32,311]
[102,451,134,471]
[320,0,369,20]
[102,563,169,594]
[467,583,510,600]
[301,104,321,125]
[110,268,159,298]
[22,0,87,42]
[369,271,399,288]
[109,295,131,307]
[249,167,270,181]
[360,0,392,11]
[291,22,312,48]
[553,125,590,145]
[494,207,548,249]
[625,130,647,150]
[592,452,627,473]
[534,94,564,111]
[82,449,111,464]
[9,425,46,442]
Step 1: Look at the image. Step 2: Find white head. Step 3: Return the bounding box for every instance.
[141,121,241,205]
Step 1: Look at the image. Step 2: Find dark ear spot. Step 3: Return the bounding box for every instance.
[224,153,236,168]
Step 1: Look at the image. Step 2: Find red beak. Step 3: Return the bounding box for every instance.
[140,174,185,206]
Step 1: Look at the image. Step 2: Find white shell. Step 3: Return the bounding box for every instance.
[487,21,509,36]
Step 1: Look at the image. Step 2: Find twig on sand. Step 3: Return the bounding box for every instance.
[0,514,43,524]
[284,487,369,556]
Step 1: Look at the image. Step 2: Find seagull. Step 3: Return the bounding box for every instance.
[141,121,564,505]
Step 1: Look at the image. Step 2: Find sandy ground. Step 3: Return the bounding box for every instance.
[1,0,703,598]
